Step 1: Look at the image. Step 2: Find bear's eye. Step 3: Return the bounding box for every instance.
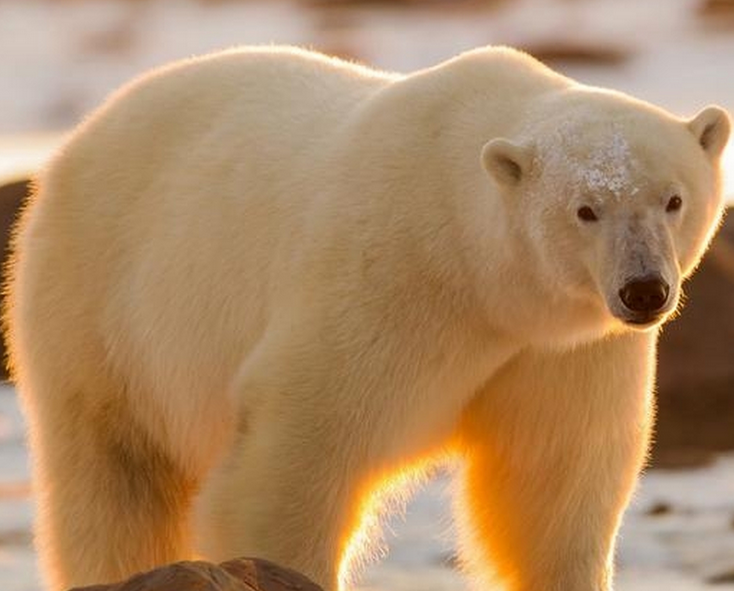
[666,195,682,213]
[577,206,598,222]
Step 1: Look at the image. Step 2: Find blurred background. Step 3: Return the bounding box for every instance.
[1,0,734,590]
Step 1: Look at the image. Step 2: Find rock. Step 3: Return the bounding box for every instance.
[521,40,632,67]
[218,558,324,591]
[699,0,734,18]
[433,551,460,569]
[645,501,672,517]
[707,566,734,585]
[0,178,29,251]
[0,177,31,381]
[69,557,324,591]
[654,211,734,467]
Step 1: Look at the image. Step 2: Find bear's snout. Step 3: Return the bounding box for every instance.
[618,275,670,319]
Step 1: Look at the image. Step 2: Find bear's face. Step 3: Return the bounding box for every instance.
[482,99,730,333]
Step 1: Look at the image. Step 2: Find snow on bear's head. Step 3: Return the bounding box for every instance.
[482,89,730,333]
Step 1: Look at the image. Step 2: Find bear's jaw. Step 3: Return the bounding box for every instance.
[509,296,616,349]
[619,313,668,330]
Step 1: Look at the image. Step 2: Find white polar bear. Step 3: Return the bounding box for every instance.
[4,46,730,591]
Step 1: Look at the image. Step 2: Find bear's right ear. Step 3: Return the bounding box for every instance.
[687,105,731,160]
[481,138,532,187]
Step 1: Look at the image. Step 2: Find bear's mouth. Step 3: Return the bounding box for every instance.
[606,301,676,330]
[622,312,666,328]
[612,303,677,329]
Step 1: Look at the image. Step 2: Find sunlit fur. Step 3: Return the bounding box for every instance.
[337,456,442,590]
[3,46,729,591]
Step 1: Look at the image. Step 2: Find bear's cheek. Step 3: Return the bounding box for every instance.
[540,221,592,287]
[675,200,722,277]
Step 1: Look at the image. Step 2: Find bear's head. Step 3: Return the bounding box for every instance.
[482,90,730,335]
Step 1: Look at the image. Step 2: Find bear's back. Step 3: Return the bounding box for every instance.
[52,47,397,191]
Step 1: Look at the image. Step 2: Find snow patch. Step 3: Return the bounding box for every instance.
[534,120,640,203]
[580,129,639,198]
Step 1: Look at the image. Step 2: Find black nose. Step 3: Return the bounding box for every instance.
[619,276,670,313]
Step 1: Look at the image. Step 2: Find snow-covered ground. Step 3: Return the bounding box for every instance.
[2,384,734,591]
[1,1,734,589]
[0,385,36,591]
[0,0,733,131]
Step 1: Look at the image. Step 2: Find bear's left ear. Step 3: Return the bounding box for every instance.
[687,105,731,159]
[481,138,533,187]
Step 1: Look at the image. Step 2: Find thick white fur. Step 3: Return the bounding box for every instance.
[4,46,729,591]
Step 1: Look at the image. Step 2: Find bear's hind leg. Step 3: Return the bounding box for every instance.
[28,381,198,591]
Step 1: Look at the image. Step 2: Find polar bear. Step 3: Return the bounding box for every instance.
[4,46,730,591]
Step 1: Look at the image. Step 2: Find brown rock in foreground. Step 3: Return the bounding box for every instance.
[69,557,324,591]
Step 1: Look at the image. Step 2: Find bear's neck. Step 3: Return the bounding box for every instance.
[327,58,601,347]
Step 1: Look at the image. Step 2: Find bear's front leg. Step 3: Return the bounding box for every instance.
[455,331,656,591]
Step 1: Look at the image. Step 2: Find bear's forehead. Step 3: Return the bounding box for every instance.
[534,120,646,200]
